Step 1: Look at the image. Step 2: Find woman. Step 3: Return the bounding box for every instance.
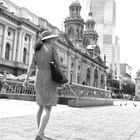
[23,30,60,140]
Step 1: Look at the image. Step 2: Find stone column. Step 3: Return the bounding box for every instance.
[2,25,8,58]
[28,36,34,65]
[17,31,23,62]
[74,54,78,83]
[20,33,25,62]
[67,50,71,83]
[12,30,18,61]
[104,73,107,90]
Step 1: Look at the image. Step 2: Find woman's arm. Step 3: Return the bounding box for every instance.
[25,69,34,81]
[23,53,36,87]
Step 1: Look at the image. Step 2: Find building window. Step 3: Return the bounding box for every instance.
[101,74,104,85]
[25,35,28,41]
[8,31,11,36]
[76,8,78,14]
[23,48,27,64]
[5,43,10,60]
[71,61,74,68]
[68,27,74,36]
[78,64,80,71]
[86,68,91,86]
[77,74,80,84]
[70,71,73,83]
[60,57,63,63]
[94,68,98,87]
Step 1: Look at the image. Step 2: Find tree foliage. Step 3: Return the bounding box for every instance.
[121,81,135,96]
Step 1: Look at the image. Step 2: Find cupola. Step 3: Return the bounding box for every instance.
[69,0,81,17]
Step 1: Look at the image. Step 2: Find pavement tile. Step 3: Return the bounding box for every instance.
[1,99,140,140]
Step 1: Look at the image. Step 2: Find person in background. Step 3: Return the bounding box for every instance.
[23,30,60,140]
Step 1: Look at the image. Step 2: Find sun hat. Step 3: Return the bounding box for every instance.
[41,30,59,41]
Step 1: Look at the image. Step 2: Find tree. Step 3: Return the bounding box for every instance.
[106,69,120,93]
[121,81,135,96]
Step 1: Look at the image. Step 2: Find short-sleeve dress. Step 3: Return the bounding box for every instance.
[29,44,60,107]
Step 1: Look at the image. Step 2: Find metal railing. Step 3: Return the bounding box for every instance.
[0,80,111,99]
[58,83,111,99]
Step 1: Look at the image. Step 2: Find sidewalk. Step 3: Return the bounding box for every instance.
[1,99,140,140]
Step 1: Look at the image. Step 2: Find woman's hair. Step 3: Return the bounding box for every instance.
[34,38,43,52]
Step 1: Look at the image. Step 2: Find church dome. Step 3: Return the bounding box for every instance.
[70,0,81,7]
[85,13,95,24]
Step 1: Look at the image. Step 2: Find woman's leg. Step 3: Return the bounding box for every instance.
[38,106,52,136]
[37,105,43,128]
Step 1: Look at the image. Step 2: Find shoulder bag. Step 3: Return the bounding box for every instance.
[50,46,68,85]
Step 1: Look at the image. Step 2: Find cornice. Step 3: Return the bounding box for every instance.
[19,18,40,31]
[0,9,19,25]
[0,9,39,31]
[64,17,84,25]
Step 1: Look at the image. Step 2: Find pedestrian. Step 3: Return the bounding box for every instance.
[23,30,60,140]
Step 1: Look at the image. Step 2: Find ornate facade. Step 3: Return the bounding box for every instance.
[0,0,107,89]
[0,0,59,75]
[56,0,107,88]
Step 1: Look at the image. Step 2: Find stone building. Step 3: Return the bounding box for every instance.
[0,0,107,89]
[55,0,107,88]
[0,0,59,75]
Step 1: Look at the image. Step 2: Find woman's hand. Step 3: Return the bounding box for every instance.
[23,80,28,88]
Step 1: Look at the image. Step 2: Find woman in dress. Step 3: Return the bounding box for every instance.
[23,30,60,140]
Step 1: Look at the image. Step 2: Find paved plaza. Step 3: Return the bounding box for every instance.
[1,99,140,140]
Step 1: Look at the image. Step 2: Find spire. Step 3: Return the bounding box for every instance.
[85,0,95,30]
[89,0,92,17]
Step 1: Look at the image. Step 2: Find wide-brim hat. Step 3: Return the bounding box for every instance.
[41,30,59,41]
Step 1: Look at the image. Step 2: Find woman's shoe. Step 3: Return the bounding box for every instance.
[35,135,44,140]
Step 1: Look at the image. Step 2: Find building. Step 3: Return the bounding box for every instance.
[0,0,60,75]
[120,63,132,80]
[61,0,107,88]
[112,36,120,79]
[90,0,117,69]
[0,0,108,89]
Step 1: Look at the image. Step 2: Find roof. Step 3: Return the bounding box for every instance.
[70,0,81,7]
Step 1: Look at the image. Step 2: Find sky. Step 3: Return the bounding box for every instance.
[9,0,140,79]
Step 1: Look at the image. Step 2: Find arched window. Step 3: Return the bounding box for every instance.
[23,48,27,64]
[68,27,74,36]
[101,74,104,85]
[86,68,91,86]
[94,68,98,87]
[5,43,10,60]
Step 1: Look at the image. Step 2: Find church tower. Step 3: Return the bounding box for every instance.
[84,0,101,58]
[64,0,84,42]
[83,0,98,47]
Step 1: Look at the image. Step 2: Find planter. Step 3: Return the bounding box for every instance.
[68,98,113,107]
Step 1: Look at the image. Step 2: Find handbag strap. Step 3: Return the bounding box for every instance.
[50,45,54,62]
[50,45,59,67]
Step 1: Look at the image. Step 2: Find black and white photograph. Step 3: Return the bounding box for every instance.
[0,0,140,139]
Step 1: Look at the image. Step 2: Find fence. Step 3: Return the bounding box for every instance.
[0,80,111,100]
